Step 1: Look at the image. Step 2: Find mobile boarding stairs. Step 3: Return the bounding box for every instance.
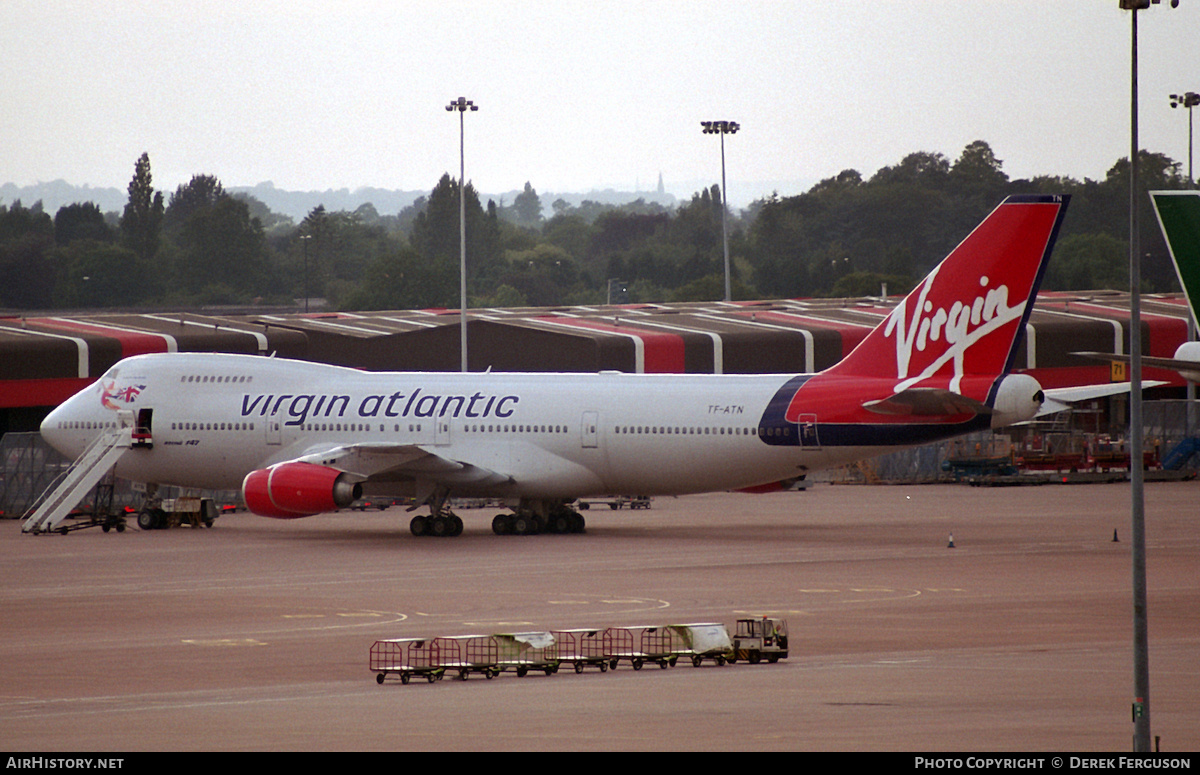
[21,412,135,535]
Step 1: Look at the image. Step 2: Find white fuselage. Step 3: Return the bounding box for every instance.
[40,353,886,499]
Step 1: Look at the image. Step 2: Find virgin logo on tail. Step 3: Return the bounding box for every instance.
[883,271,1024,393]
[829,195,1069,392]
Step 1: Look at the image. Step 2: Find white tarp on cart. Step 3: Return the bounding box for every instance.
[670,623,732,654]
[495,631,556,650]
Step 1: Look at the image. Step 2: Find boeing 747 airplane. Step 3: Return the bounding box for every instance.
[32,195,1075,537]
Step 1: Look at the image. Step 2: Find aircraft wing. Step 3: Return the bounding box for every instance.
[1073,351,1200,383]
[286,442,515,489]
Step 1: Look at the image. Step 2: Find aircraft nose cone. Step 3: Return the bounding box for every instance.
[40,403,70,455]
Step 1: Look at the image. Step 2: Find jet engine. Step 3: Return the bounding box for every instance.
[988,373,1045,429]
[1173,341,1200,382]
[242,462,362,519]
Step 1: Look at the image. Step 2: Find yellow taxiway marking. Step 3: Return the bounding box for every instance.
[182,639,267,647]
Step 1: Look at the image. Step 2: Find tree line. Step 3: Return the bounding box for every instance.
[0,142,1191,312]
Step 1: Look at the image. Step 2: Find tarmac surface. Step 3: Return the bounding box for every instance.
[1,481,1198,752]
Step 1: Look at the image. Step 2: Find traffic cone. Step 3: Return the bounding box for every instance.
[947,532,956,549]
[1113,529,1119,543]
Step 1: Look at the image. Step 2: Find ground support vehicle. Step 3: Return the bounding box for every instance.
[137,496,218,530]
[667,623,733,667]
[604,625,675,670]
[369,638,445,684]
[433,635,501,680]
[550,629,610,673]
[576,495,651,510]
[728,617,789,664]
[494,632,559,676]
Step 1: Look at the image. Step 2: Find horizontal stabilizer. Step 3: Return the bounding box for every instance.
[863,388,992,417]
[1038,381,1167,417]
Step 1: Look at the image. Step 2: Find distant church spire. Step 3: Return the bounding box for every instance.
[657,173,664,194]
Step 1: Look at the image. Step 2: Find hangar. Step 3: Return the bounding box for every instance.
[0,289,1192,435]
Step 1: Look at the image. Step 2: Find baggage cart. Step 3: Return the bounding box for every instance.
[433,634,500,680]
[369,638,444,684]
[604,625,674,670]
[550,628,610,673]
[494,631,559,676]
[667,623,733,667]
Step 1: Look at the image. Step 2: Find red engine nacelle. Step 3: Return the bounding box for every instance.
[242,462,362,519]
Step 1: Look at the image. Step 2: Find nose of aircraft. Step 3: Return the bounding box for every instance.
[40,401,73,456]
[39,388,94,459]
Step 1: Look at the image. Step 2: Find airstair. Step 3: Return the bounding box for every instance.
[22,426,133,535]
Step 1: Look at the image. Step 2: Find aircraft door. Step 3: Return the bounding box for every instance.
[435,418,451,446]
[266,408,283,446]
[133,407,153,447]
[581,411,599,449]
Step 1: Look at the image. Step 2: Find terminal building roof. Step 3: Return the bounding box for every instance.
[1,290,1191,417]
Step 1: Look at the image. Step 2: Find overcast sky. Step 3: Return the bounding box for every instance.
[3,1,1198,207]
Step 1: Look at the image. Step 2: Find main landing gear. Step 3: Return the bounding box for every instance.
[409,488,463,537]
[491,500,585,536]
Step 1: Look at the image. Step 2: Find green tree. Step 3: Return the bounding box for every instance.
[173,194,271,300]
[511,181,543,227]
[54,203,113,245]
[119,153,164,264]
[164,174,225,234]
[55,240,147,307]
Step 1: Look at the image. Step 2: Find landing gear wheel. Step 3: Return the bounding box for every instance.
[492,514,511,535]
[409,515,428,537]
[136,510,160,531]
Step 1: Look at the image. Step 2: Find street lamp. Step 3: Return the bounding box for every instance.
[299,234,312,314]
[447,96,478,372]
[1119,0,1180,753]
[1169,91,1199,188]
[701,120,739,302]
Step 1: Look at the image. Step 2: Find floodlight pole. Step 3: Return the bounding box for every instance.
[1170,91,1199,188]
[701,120,739,302]
[447,96,478,372]
[1119,0,1180,754]
[299,234,311,314]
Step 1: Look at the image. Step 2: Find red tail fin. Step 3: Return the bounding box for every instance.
[827,195,1069,391]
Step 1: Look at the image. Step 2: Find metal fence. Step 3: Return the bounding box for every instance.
[0,431,239,520]
[820,399,1200,484]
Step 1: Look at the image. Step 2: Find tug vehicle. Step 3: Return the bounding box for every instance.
[728,617,788,664]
